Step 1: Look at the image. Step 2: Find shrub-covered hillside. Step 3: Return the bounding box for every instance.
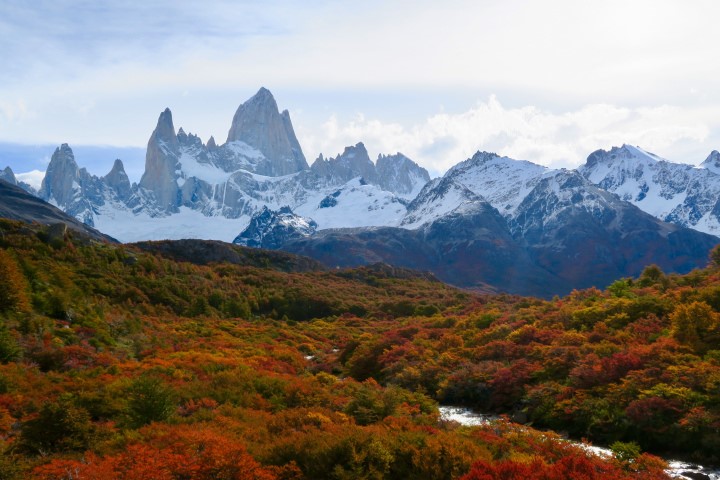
[2,218,717,478]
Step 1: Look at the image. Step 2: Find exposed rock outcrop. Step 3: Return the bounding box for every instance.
[103,159,132,200]
[226,87,308,176]
[376,153,430,199]
[311,142,378,185]
[39,144,98,225]
[233,206,317,249]
[138,108,181,212]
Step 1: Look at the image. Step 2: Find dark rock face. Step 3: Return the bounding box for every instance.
[510,170,718,292]
[0,166,35,195]
[281,199,564,297]
[0,179,114,242]
[233,206,317,249]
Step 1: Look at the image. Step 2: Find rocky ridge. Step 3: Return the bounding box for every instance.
[244,152,718,296]
[3,89,720,297]
[233,206,317,249]
[578,144,720,235]
[21,88,429,241]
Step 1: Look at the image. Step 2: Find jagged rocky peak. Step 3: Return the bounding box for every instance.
[0,166,17,185]
[207,136,217,149]
[226,87,308,176]
[103,159,132,199]
[233,206,317,250]
[39,143,81,204]
[583,144,660,169]
[700,150,720,174]
[470,150,501,164]
[138,108,181,212]
[376,152,430,197]
[402,176,486,229]
[445,151,503,178]
[311,142,378,184]
[153,108,180,152]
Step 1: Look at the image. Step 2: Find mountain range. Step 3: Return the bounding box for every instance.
[2,87,719,296]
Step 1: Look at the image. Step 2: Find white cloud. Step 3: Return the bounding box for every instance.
[300,97,718,176]
[0,99,30,124]
[15,169,45,190]
[2,0,720,167]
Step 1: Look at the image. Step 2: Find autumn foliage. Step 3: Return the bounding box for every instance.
[1,219,717,478]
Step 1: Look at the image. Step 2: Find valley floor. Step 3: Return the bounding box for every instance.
[1,219,720,478]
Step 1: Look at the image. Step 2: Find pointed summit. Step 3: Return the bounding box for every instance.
[0,166,17,185]
[701,150,720,174]
[138,108,181,211]
[39,144,81,205]
[37,144,97,225]
[311,142,377,184]
[226,88,308,176]
[584,144,662,170]
[152,108,180,152]
[103,159,132,200]
[376,152,430,198]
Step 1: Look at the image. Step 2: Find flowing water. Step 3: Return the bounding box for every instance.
[438,406,720,480]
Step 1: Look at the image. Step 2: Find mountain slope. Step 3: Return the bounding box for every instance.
[511,169,715,290]
[22,89,429,242]
[0,179,115,242]
[578,144,720,235]
[258,199,561,296]
[259,152,719,297]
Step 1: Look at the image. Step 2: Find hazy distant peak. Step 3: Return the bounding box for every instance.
[1,166,17,185]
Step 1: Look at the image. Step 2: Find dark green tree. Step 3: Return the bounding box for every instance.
[0,321,20,363]
[126,375,176,427]
[19,399,94,454]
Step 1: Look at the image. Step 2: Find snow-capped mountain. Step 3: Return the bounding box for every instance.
[3,87,719,297]
[401,151,547,229]
[38,144,133,227]
[578,144,720,235]
[233,206,317,249]
[23,88,430,242]
[238,149,718,296]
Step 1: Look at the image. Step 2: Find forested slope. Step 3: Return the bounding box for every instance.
[2,218,718,478]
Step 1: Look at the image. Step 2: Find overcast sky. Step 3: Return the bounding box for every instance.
[2,0,720,180]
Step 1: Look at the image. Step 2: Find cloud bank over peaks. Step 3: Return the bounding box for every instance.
[300,96,715,176]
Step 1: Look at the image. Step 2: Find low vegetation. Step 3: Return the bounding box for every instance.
[2,218,718,478]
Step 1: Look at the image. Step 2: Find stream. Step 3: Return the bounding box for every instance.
[438,406,720,480]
